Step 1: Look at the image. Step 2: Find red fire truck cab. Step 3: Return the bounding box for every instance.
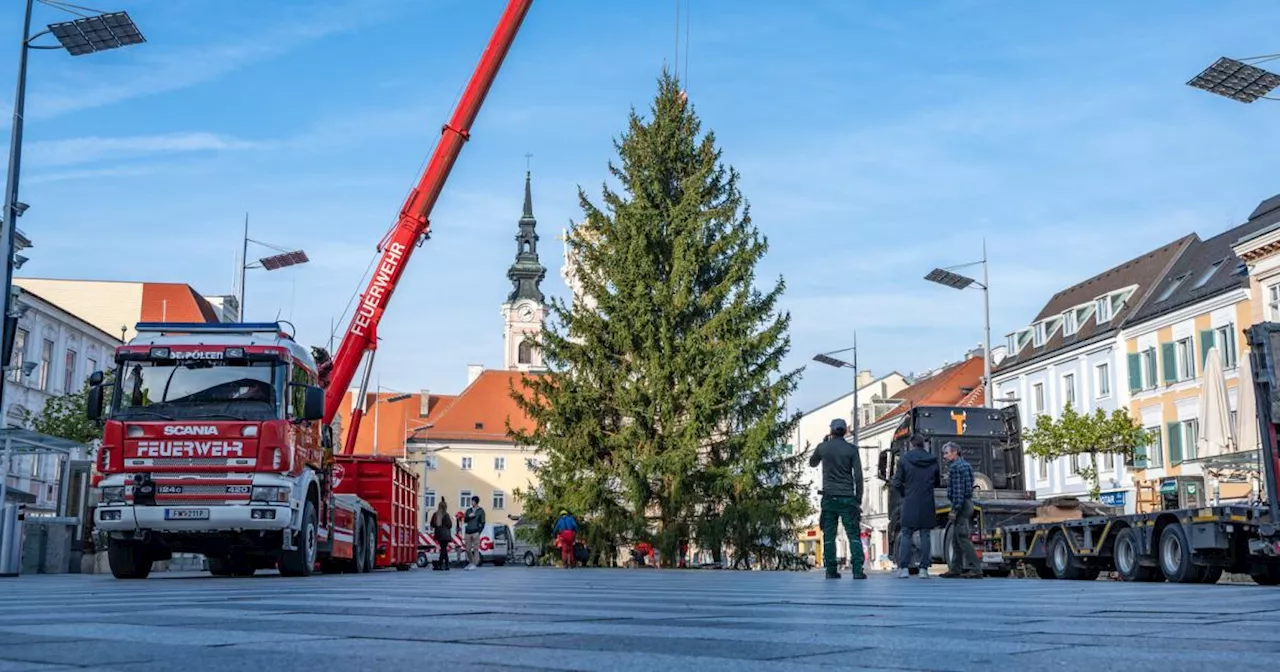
[88,322,417,579]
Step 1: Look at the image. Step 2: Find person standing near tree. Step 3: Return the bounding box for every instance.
[892,433,941,579]
[939,442,982,579]
[809,418,866,580]
[463,495,485,571]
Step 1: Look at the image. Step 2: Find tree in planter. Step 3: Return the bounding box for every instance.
[1023,402,1149,500]
[510,70,809,567]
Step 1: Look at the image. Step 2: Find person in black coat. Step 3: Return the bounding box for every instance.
[891,433,941,578]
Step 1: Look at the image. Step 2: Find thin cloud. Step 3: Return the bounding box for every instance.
[26,132,267,168]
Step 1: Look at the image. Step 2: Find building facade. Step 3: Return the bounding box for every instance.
[994,236,1193,509]
[3,286,121,511]
[12,278,222,341]
[1120,204,1274,510]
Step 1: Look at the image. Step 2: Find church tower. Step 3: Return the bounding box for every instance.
[501,171,547,371]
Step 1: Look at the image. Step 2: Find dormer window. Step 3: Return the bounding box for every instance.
[1033,322,1047,347]
[1095,296,1114,323]
[1007,334,1018,354]
[1063,310,1079,336]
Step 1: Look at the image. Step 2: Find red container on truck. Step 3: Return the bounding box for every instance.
[332,455,418,570]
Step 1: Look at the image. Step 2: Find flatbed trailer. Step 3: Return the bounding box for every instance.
[990,322,1280,585]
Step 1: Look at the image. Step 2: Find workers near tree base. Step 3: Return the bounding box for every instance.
[893,433,941,579]
[940,442,983,579]
[809,418,866,580]
[552,510,579,569]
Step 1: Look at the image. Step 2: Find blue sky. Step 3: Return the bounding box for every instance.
[5,0,1280,412]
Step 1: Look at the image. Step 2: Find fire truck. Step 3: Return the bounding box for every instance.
[86,0,535,579]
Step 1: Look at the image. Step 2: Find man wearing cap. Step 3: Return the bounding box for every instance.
[552,509,579,569]
[809,418,866,580]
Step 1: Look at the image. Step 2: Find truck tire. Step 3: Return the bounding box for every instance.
[1158,523,1204,583]
[1049,533,1086,580]
[279,501,317,577]
[360,517,375,573]
[107,538,152,580]
[208,557,231,576]
[1199,566,1223,584]
[1114,527,1160,582]
[1250,564,1280,585]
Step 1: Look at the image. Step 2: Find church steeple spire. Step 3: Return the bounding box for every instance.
[506,170,546,303]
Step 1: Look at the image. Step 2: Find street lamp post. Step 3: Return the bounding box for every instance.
[924,241,992,408]
[237,212,309,320]
[813,335,860,440]
[0,4,144,430]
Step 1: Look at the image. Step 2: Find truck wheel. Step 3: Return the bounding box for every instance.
[360,517,376,573]
[1049,534,1085,580]
[107,538,152,580]
[1158,524,1204,583]
[1114,527,1160,582]
[1199,566,1223,584]
[1250,564,1280,586]
[279,501,317,577]
[208,557,231,577]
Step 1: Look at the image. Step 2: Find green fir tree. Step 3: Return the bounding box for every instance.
[510,70,809,567]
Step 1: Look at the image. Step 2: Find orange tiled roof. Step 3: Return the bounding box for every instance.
[956,382,985,408]
[871,357,985,426]
[339,391,457,456]
[140,283,220,323]
[427,370,543,443]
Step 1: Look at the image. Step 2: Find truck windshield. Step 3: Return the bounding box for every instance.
[111,360,283,421]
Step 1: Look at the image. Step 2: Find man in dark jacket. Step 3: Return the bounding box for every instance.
[809,418,865,580]
[891,433,941,579]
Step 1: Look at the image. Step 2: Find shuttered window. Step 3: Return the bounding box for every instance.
[1167,421,1183,465]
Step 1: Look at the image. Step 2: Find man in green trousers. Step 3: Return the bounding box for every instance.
[809,418,866,580]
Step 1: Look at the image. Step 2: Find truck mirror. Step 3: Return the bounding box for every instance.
[302,385,325,422]
[876,450,889,481]
[86,371,105,421]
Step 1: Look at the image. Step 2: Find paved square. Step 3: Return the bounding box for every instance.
[0,568,1277,671]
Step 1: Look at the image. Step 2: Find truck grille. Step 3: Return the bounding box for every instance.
[156,484,245,496]
[137,458,237,468]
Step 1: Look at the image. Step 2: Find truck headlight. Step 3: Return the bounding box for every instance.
[251,486,290,503]
[99,486,126,503]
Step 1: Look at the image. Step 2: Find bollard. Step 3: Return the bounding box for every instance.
[0,504,21,577]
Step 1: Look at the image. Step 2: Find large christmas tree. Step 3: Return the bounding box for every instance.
[511,71,809,567]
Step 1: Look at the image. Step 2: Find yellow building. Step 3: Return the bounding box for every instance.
[1122,204,1275,510]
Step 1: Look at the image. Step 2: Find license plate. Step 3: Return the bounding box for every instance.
[164,508,210,520]
[982,552,1004,564]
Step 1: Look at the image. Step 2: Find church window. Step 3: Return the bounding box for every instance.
[518,340,534,365]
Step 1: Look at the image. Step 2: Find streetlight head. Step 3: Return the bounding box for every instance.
[13,202,29,216]
[925,268,975,290]
[812,353,850,369]
[48,12,145,56]
[1187,56,1280,104]
[259,250,309,271]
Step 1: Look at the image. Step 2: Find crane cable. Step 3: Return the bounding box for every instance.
[328,40,478,349]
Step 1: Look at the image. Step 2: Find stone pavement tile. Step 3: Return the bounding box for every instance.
[0,641,197,667]
[478,632,864,660]
[232,636,875,672]
[895,618,1171,637]
[788,645,1068,671]
[1008,643,1280,670]
[0,635,80,647]
[0,661,75,672]
[1007,632,1280,654]
[0,623,334,647]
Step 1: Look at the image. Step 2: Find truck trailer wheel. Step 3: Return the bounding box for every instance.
[1049,534,1087,580]
[1158,523,1204,583]
[107,539,152,580]
[1114,527,1160,582]
[279,501,317,577]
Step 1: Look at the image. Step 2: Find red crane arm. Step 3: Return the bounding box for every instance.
[322,0,534,447]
